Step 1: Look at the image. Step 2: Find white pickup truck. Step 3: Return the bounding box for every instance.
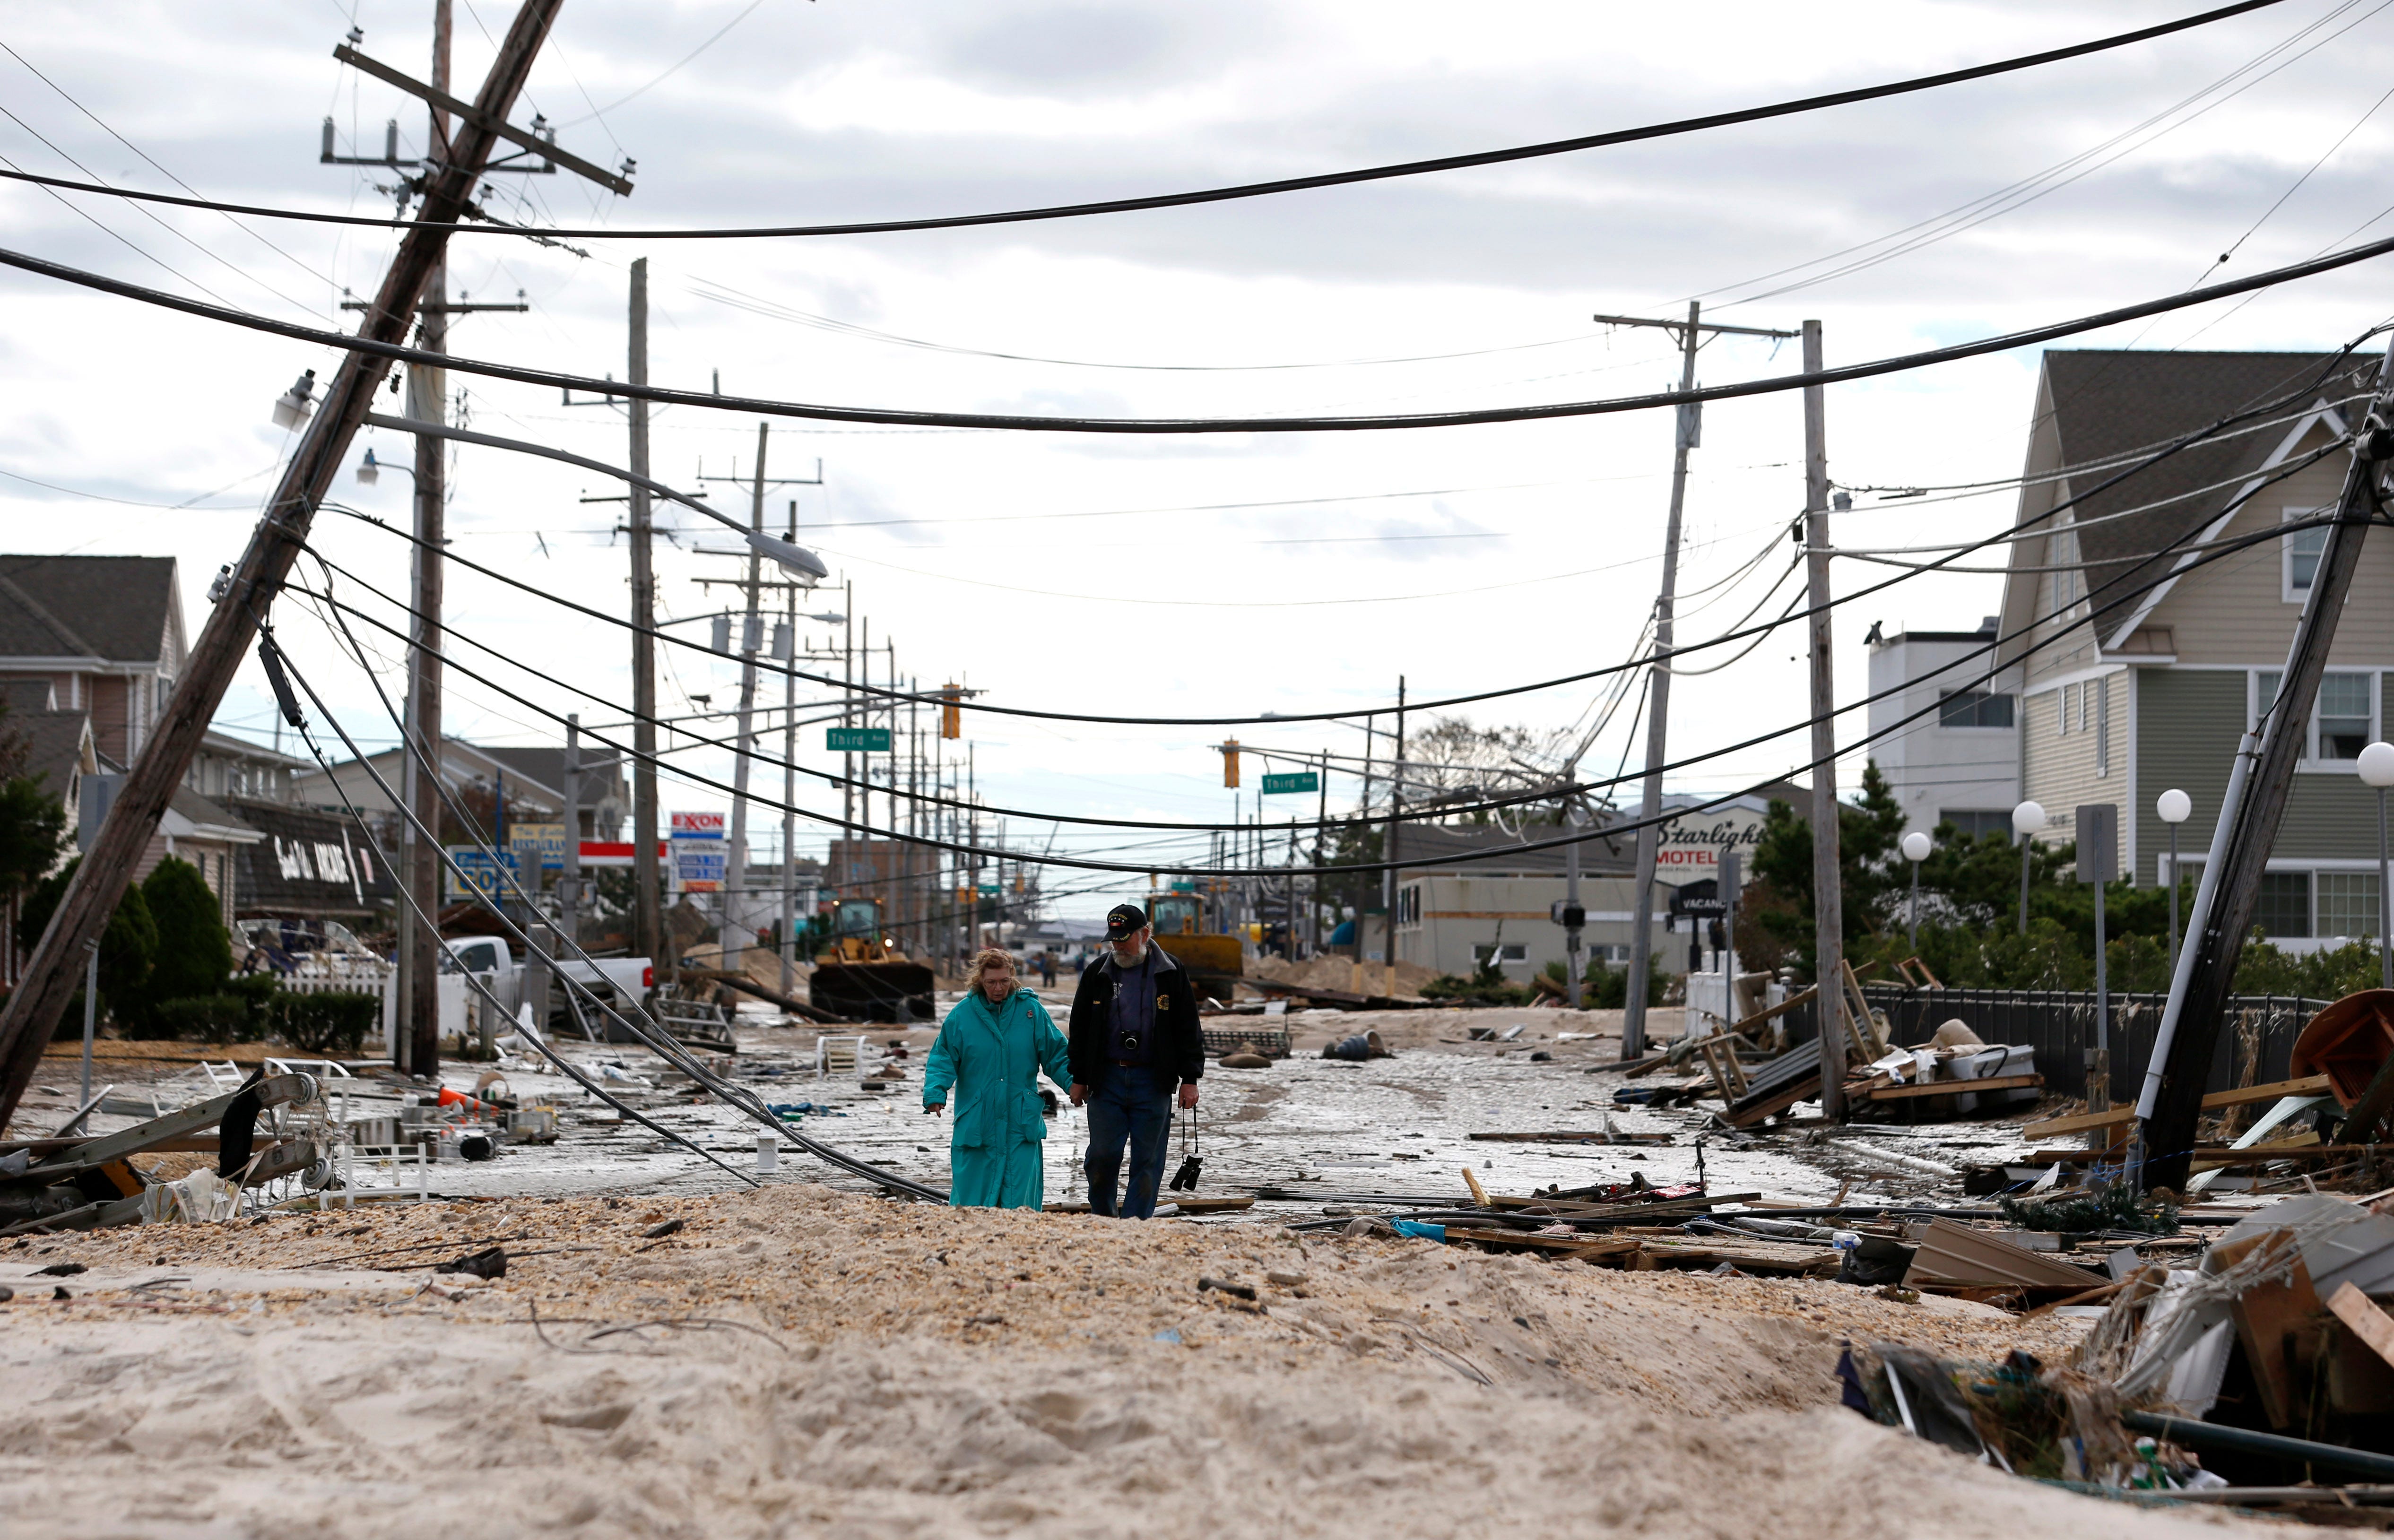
[439,937,653,1025]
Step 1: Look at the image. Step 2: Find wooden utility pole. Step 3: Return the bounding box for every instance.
[627,258,663,978]
[0,0,565,1130]
[402,0,453,1077]
[2138,337,2394,1191]
[1801,318,1848,1122]
[1608,304,1799,1060]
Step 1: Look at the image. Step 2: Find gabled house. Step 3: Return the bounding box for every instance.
[0,554,185,765]
[1996,349,2394,945]
[292,736,627,840]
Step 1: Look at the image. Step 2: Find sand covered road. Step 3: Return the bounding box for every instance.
[0,1185,2277,1540]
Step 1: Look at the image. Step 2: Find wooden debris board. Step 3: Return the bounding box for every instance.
[1904,1217,2106,1291]
[2022,1074,2336,1140]
[1857,1073,2042,1103]
[2223,1230,2319,1429]
[1467,1131,1674,1145]
[2327,1281,2394,1369]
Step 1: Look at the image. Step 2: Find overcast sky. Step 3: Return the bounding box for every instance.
[5,0,2394,917]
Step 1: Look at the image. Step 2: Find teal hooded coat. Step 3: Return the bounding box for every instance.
[923,983,1074,1209]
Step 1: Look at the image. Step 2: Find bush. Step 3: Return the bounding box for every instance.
[149,995,252,1045]
[21,856,156,1035]
[141,856,234,1006]
[278,990,380,1055]
[224,971,280,1039]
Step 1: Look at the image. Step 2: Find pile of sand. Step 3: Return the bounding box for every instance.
[0,1183,2255,1539]
[1246,955,1440,996]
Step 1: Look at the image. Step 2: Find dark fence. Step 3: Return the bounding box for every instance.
[1856,985,2332,1102]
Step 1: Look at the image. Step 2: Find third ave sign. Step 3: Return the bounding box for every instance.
[826,727,893,752]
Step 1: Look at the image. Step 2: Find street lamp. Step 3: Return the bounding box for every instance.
[271,370,317,431]
[2361,742,2394,990]
[2011,800,2045,935]
[2156,788,2192,975]
[1900,829,1932,952]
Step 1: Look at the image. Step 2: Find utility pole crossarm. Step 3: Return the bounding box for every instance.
[1590,312,1801,342]
[333,43,633,196]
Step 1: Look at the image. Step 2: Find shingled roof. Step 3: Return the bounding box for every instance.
[0,554,180,663]
[2018,350,2369,643]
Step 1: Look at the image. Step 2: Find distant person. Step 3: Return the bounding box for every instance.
[1036,951,1056,988]
[923,947,1074,1210]
[1067,904,1202,1219]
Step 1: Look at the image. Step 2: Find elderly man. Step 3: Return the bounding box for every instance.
[1067,903,1201,1219]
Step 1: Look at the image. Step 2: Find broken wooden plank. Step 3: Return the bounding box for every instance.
[2327,1281,2394,1371]
[2020,1075,2338,1141]
[1858,1072,2042,1103]
[1903,1217,2106,1291]
[1466,1130,1674,1145]
[2223,1230,2318,1429]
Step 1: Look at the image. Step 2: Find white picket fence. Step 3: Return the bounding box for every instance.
[281,957,399,1051]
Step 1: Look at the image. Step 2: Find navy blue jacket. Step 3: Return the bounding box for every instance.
[1068,944,1205,1092]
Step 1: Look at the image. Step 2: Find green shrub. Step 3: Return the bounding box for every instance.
[224,972,280,1039]
[22,856,156,1037]
[277,990,380,1055]
[149,995,252,1045]
[140,856,233,1006]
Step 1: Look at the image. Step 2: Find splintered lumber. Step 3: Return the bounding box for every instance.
[1856,1072,2042,1103]
[1461,1167,1490,1207]
[1904,1218,2105,1291]
[1723,1039,1823,1128]
[2220,1230,2318,1428]
[674,967,846,1024]
[2023,1075,2336,1141]
[2328,1281,2394,1369]
[1435,1225,1639,1259]
[1631,1238,1843,1276]
[1467,1130,1674,1145]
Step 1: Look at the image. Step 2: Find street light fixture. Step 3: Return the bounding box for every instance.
[271,370,318,431]
[2011,800,2045,935]
[2360,742,2394,990]
[1900,830,1931,952]
[2156,788,2192,974]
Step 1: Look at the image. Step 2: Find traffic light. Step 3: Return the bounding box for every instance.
[940,682,962,740]
[1221,738,1240,788]
[1549,900,1585,930]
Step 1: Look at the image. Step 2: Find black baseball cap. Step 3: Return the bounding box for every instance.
[1103,903,1149,941]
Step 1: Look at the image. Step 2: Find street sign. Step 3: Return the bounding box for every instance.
[978,883,999,897]
[444,847,518,904]
[1261,770,1319,796]
[673,839,728,893]
[670,810,725,839]
[512,821,567,873]
[826,727,892,752]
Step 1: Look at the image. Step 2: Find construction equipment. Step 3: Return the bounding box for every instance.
[809,898,934,1023]
[1146,886,1243,1003]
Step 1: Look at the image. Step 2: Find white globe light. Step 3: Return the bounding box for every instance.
[2156,788,2192,824]
[1901,831,1933,863]
[2361,741,2394,789]
[2012,800,2046,837]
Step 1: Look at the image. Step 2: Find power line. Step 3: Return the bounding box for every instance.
[0,0,2291,242]
[9,225,2393,435]
[312,354,2357,730]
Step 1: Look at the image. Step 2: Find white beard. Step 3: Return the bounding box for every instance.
[1109,942,1148,968]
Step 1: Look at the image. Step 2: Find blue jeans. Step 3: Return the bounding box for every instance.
[1085,1071,1173,1219]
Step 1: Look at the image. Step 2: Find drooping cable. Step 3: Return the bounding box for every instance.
[0,0,2290,241]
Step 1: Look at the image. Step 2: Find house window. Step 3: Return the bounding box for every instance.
[2285,507,2329,601]
[2060,683,2076,734]
[1937,689,2015,728]
[2095,676,2110,775]
[2254,871,2311,938]
[2318,871,2382,939]
[1472,942,1528,965]
[2319,672,2373,760]
[2255,670,2282,732]
[1937,810,2014,840]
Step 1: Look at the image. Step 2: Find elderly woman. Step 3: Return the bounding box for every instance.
[923,948,1075,1210]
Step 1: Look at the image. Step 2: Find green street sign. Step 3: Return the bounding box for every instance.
[1261,771,1319,796]
[825,727,893,752]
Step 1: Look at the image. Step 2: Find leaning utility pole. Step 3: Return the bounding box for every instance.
[0,0,567,1129]
[2138,337,2394,1191]
[1610,304,1799,1059]
[1801,318,1848,1122]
